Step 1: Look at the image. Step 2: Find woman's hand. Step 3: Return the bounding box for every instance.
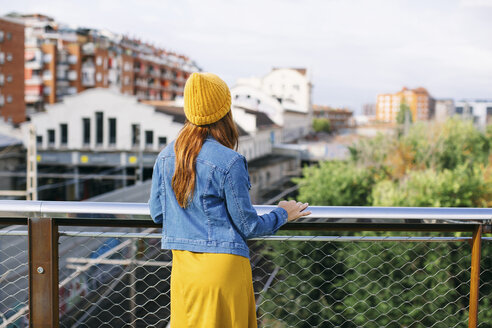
[278,200,311,222]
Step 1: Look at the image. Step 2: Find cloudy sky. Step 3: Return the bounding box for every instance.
[3,0,492,113]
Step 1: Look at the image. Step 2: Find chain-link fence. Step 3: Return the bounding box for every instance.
[252,236,492,328]
[0,230,29,328]
[54,229,492,327]
[1,228,491,327]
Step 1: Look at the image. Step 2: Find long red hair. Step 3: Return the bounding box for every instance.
[172,111,239,208]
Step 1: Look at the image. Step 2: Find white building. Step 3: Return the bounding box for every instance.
[232,68,313,143]
[434,99,455,123]
[232,105,282,161]
[454,99,492,130]
[22,88,183,152]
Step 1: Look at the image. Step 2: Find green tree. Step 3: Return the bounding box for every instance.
[312,118,332,133]
[259,118,492,326]
[396,102,413,125]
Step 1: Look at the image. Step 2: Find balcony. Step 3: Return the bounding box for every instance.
[25,76,43,86]
[0,201,490,327]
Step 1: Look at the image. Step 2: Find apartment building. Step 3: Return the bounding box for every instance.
[312,105,353,131]
[376,87,435,123]
[9,13,199,114]
[0,16,25,124]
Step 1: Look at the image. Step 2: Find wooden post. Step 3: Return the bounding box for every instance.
[28,218,59,327]
[468,225,482,328]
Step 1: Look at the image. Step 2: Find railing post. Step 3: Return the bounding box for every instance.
[468,224,482,328]
[28,218,59,327]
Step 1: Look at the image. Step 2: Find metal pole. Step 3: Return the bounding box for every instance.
[74,166,79,200]
[468,225,482,328]
[27,124,38,200]
[28,217,59,327]
[129,233,137,327]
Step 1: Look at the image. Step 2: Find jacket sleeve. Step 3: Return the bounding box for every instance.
[224,156,288,239]
[148,158,163,224]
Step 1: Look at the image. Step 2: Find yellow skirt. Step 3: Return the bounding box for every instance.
[170,250,258,328]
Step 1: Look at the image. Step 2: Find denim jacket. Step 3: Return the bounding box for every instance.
[148,136,288,258]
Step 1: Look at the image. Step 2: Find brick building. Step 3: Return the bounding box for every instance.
[0,16,25,124]
[10,13,199,115]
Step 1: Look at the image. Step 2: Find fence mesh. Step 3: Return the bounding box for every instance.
[0,232,29,328]
[1,228,490,327]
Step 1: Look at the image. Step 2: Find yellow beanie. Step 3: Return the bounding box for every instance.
[183,72,231,126]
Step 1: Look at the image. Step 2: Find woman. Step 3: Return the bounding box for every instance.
[149,72,310,327]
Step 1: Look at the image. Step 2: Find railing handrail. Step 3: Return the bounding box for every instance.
[0,200,491,227]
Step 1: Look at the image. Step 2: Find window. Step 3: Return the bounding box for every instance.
[0,52,4,64]
[145,130,154,147]
[68,70,77,80]
[43,70,52,80]
[6,95,12,103]
[132,124,140,147]
[0,74,3,86]
[455,106,463,114]
[108,118,116,145]
[6,75,12,83]
[43,54,52,63]
[96,56,102,66]
[96,73,102,82]
[68,55,77,65]
[0,31,3,42]
[6,53,12,62]
[60,123,68,146]
[47,129,55,145]
[0,94,4,107]
[6,32,11,40]
[158,137,167,148]
[83,118,91,145]
[36,135,43,146]
[95,112,103,144]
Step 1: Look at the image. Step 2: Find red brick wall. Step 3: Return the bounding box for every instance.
[0,18,25,124]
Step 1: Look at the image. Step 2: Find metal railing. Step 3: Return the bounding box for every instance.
[0,200,491,327]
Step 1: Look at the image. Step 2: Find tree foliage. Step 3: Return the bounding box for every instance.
[396,102,413,125]
[260,118,492,326]
[313,118,332,133]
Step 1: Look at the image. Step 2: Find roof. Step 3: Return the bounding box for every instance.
[235,106,278,129]
[284,109,309,116]
[236,123,249,137]
[313,105,353,114]
[154,105,249,137]
[88,180,152,202]
[154,105,187,124]
[0,133,23,148]
[0,15,25,26]
[272,67,307,76]
[248,153,298,170]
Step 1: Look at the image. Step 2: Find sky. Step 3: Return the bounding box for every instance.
[2,0,492,113]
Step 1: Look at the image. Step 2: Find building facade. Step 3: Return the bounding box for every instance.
[454,99,492,130]
[434,99,455,123]
[232,68,313,142]
[312,105,353,131]
[6,13,200,116]
[376,87,435,123]
[0,16,25,124]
